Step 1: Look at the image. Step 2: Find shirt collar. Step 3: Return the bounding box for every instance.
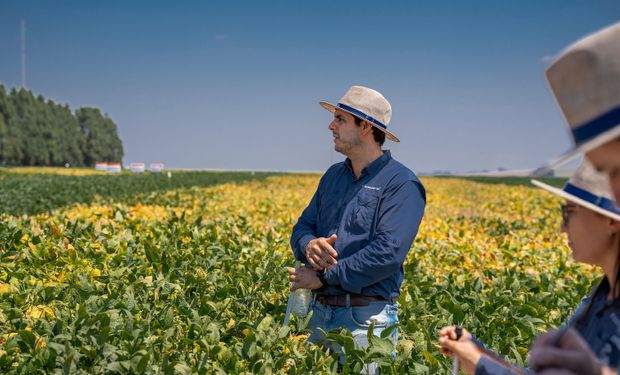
[591,277,620,309]
[344,150,392,179]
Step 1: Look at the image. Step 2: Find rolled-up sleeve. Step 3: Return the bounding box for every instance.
[475,356,532,375]
[469,335,531,375]
[322,180,425,292]
[290,187,320,262]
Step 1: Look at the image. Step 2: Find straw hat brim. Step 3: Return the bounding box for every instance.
[533,122,620,175]
[531,179,620,221]
[319,101,400,143]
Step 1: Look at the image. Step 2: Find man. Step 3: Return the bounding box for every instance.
[287,86,426,365]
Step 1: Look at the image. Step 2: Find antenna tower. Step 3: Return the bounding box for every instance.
[21,19,26,88]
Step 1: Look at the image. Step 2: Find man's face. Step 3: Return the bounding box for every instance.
[585,140,620,203]
[328,109,361,155]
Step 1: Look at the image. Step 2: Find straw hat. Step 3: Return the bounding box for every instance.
[320,86,400,142]
[532,160,620,221]
[540,22,620,171]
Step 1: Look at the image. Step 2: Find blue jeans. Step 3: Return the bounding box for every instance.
[307,297,399,373]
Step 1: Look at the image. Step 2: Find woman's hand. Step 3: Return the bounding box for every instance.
[439,326,482,375]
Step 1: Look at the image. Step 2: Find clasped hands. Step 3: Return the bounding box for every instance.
[288,234,338,291]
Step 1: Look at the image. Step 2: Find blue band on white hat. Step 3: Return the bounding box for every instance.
[563,182,620,215]
[571,104,620,146]
[337,103,387,130]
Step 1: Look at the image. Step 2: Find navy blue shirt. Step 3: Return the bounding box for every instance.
[572,278,620,369]
[290,150,426,299]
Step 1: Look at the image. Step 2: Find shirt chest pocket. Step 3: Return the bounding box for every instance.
[318,191,343,228]
[347,190,381,236]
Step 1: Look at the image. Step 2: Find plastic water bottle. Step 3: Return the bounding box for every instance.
[291,261,312,317]
[283,261,312,326]
[386,304,399,357]
[291,288,311,317]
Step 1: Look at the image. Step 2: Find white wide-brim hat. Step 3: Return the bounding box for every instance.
[320,85,400,142]
[532,160,620,221]
[536,22,620,173]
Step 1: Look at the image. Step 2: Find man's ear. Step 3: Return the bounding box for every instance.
[360,121,373,135]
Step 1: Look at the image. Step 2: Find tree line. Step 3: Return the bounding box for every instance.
[0,84,124,167]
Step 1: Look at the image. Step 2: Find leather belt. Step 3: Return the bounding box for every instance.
[315,294,392,307]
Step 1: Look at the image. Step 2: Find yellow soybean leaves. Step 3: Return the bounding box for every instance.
[1,167,107,176]
[0,174,598,373]
[25,305,55,319]
[416,178,593,283]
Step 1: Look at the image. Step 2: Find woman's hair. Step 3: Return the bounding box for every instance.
[613,238,620,297]
[599,214,620,298]
[575,220,620,328]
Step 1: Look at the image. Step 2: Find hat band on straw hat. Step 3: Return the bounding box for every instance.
[572,104,620,146]
[564,182,620,215]
[336,103,387,130]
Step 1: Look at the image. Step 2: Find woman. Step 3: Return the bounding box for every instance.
[439,161,620,375]
[527,21,620,374]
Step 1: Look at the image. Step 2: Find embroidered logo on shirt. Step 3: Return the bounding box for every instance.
[364,185,381,191]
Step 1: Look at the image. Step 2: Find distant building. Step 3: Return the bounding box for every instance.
[107,163,122,173]
[129,163,145,173]
[95,162,108,171]
[149,163,164,173]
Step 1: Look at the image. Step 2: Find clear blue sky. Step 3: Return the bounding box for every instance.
[1,1,618,173]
